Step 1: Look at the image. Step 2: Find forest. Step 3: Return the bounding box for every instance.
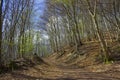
[0,0,120,80]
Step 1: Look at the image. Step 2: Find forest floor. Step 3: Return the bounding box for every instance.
[0,42,120,80]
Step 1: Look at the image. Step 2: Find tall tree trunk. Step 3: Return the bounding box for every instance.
[0,0,3,66]
[86,0,110,62]
[92,16,110,62]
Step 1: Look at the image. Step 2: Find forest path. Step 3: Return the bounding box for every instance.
[0,42,120,80]
[0,57,120,80]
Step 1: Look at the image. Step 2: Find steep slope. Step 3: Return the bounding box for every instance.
[47,41,120,72]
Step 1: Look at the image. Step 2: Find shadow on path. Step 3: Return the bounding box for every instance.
[10,71,120,80]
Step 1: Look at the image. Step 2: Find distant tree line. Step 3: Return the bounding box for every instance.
[0,0,49,67]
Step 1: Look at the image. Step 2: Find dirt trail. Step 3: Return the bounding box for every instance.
[0,57,120,80]
[0,42,120,80]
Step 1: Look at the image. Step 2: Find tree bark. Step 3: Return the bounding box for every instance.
[0,0,3,66]
[86,0,110,62]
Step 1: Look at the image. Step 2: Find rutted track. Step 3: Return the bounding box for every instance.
[0,57,120,80]
[0,42,120,80]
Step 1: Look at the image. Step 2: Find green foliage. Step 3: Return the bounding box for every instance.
[96,53,114,64]
[52,0,72,5]
[41,46,48,57]
[25,36,34,53]
[2,40,16,47]
[8,61,18,71]
[56,0,69,3]
[19,32,34,55]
